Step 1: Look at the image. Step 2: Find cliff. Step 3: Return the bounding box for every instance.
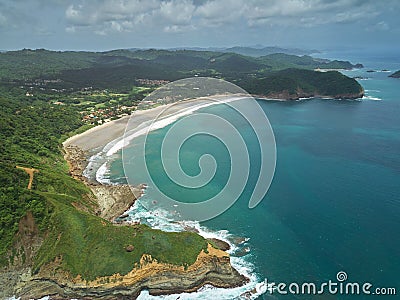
[15,245,247,299]
[64,145,144,221]
[1,145,246,299]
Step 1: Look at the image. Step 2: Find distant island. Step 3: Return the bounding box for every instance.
[389,70,400,78]
[0,47,365,299]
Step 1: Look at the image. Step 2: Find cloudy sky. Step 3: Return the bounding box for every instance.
[0,0,399,51]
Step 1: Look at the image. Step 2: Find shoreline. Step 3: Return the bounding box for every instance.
[63,95,245,220]
[59,95,255,298]
[63,91,364,153]
[63,94,249,152]
[64,94,259,219]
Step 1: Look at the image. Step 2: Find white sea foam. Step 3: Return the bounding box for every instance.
[95,162,112,184]
[106,96,245,157]
[127,200,267,300]
[362,95,382,101]
[85,96,267,299]
[89,96,247,184]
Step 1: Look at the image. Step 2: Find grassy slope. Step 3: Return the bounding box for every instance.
[34,193,207,281]
[0,89,207,280]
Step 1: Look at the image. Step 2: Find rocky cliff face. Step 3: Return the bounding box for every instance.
[261,88,364,100]
[0,212,43,299]
[64,145,144,221]
[15,244,247,299]
[0,145,248,299]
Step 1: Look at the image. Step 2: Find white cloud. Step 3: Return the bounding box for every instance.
[159,0,195,25]
[63,0,398,36]
[243,0,381,27]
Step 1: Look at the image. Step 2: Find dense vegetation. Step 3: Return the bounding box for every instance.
[0,85,207,279]
[0,87,90,265]
[238,68,364,99]
[0,48,364,280]
[0,49,363,101]
[0,48,362,83]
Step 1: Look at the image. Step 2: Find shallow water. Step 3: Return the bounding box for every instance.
[99,58,400,299]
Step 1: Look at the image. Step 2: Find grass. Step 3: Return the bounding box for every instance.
[34,193,208,281]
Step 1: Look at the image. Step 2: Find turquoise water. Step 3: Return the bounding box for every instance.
[107,61,400,299]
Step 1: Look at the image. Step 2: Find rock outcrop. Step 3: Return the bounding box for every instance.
[15,244,247,299]
[259,88,364,101]
[64,145,144,221]
[389,70,400,78]
[4,144,246,299]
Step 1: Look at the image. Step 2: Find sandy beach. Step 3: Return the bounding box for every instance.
[63,98,221,152]
[62,95,242,220]
[63,95,244,153]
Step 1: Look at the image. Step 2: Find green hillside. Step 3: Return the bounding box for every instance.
[0,87,208,279]
[0,48,365,281]
[238,68,364,99]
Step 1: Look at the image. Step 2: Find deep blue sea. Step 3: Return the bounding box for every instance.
[102,54,400,299]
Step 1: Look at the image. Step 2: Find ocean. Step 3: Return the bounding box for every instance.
[94,54,400,299]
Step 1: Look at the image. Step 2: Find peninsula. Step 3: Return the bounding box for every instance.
[0,47,364,299]
[1,99,247,299]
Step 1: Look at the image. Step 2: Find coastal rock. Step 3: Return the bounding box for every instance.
[208,238,231,251]
[261,88,364,101]
[47,143,247,299]
[16,244,247,299]
[64,144,143,221]
[90,183,143,221]
[389,70,400,78]
[0,212,44,299]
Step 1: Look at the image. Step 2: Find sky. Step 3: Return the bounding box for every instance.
[0,0,399,52]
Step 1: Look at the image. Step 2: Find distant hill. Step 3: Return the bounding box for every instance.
[389,70,400,78]
[0,48,362,81]
[223,46,319,57]
[0,48,363,99]
[238,68,364,100]
[166,46,319,57]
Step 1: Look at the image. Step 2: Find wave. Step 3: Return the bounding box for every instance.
[125,200,268,300]
[95,162,112,184]
[106,96,246,157]
[362,95,382,101]
[92,96,247,185]
[82,95,268,298]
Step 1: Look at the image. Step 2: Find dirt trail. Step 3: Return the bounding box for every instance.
[16,166,39,190]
